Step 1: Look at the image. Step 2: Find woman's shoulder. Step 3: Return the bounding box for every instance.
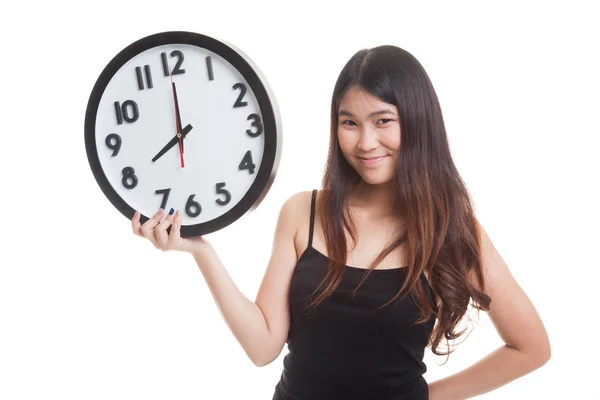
[279,190,320,257]
[280,189,319,214]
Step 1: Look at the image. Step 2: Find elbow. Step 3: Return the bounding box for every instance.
[252,358,272,367]
[538,341,552,367]
[250,354,276,367]
[247,347,278,367]
[524,339,552,369]
[535,335,552,367]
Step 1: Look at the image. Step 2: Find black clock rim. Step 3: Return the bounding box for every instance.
[84,31,280,237]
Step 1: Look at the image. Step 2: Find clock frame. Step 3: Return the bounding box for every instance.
[84,31,282,237]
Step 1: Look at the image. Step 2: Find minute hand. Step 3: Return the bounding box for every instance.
[151,123,193,163]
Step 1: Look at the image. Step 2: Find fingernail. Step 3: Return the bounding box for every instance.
[169,208,174,215]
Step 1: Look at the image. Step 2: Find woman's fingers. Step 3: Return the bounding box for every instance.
[140,208,165,247]
[132,211,143,237]
[168,210,183,249]
[155,208,177,250]
[133,208,185,252]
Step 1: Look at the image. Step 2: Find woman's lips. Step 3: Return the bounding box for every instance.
[359,155,387,165]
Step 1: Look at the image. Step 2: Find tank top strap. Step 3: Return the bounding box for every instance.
[308,189,317,247]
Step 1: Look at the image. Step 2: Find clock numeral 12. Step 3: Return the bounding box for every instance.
[114,100,139,125]
[135,65,153,90]
[161,50,185,76]
[239,150,256,174]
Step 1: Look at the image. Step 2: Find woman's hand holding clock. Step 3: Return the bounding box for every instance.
[132,208,213,255]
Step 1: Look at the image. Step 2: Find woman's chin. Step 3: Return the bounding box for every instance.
[358,172,396,186]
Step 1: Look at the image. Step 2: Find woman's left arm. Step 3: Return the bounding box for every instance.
[428,221,551,400]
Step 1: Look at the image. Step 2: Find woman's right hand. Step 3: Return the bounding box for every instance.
[131,208,213,255]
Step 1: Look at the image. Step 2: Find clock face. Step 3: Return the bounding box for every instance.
[85,31,281,237]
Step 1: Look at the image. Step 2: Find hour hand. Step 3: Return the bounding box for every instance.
[152,123,193,163]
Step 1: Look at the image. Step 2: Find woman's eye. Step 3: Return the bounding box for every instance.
[378,118,392,125]
[341,120,356,126]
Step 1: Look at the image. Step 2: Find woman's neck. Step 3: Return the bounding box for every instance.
[346,179,400,218]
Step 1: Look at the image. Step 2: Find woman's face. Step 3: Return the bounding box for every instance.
[337,86,401,185]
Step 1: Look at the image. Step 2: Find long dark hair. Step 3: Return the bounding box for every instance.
[305,45,491,358]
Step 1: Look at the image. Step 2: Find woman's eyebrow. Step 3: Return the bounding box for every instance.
[338,109,397,117]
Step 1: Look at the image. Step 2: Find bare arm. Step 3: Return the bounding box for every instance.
[192,193,301,366]
[132,192,306,367]
[428,221,551,399]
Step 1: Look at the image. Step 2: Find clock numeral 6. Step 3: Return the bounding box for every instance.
[122,167,138,189]
[161,50,185,76]
[114,100,139,125]
[105,133,122,156]
[186,194,202,217]
[246,113,263,137]
[239,150,256,175]
[155,188,171,210]
[215,182,231,206]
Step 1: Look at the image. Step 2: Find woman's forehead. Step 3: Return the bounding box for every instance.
[339,88,397,116]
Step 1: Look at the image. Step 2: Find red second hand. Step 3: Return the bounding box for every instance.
[179,139,185,168]
[170,69,185,168]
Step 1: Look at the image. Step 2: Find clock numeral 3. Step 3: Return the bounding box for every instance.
[161,50,185,76]
[114,100,139,125]
[215,182,232,206]
[122,167,138,189]
[246,113,263,137]
[105,133,122,156]
[232,83,248,108]
[239,150,256,175]
[155,188,171,210]
[135,65,153,90]
[186,194,202,217]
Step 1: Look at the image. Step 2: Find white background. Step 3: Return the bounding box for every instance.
[1,1,598,399]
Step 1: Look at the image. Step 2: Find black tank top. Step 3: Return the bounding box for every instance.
[272,190,436,400]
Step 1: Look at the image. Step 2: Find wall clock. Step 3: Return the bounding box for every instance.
[84,31,282,237]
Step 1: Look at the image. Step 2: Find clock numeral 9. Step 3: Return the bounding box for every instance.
[114,100,139,125]
[239,150,256,175]
[232,83,248,108]
[215,182,232,206]
[246,113,263,137]
[186,194,202,217]
[155,188,171,210]
[105,133,122,156]
[161,50,185,76]
[122,167,138,189]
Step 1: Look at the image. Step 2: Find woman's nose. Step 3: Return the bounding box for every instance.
[356,127,379,151]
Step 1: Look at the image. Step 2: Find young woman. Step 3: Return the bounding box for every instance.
[132,45,551,399]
